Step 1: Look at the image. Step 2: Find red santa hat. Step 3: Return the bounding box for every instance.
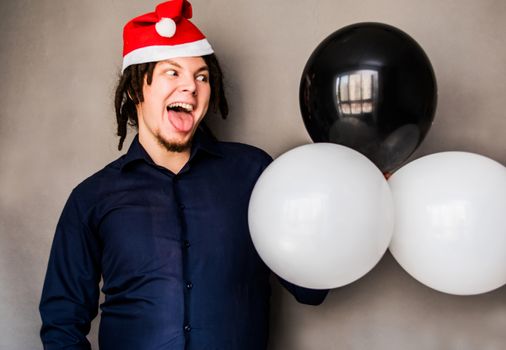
[122,0,213,72]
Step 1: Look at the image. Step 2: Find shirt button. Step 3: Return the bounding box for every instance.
[183,240,190,248]
[184,324,191,332]
[186,282,193,289]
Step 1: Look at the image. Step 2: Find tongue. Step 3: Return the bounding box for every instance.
[168,110,194,132]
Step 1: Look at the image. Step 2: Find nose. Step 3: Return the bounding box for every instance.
[179,73,197,95]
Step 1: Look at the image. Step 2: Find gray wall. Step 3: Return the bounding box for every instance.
[0,0,505,349]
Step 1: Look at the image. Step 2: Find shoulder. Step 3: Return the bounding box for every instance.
[202,141,272,184]
[67,154,126,207]
[217,141,273,168]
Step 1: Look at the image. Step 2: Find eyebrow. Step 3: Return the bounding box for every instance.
[161,59,209,73]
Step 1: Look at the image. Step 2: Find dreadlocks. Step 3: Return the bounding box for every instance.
[114,54,229,150]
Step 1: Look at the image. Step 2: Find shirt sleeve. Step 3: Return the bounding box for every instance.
[278,277,329,305]
[39,191,101,349]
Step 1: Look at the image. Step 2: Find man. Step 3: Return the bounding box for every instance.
[39,1,327,349]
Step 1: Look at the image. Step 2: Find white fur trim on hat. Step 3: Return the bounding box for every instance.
[122,38,214,72]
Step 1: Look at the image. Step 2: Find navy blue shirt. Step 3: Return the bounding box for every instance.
[40,130,327,350]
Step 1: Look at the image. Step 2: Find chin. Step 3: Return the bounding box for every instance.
[157,133,193,153]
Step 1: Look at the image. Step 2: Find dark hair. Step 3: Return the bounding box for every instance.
[114,54,229,150]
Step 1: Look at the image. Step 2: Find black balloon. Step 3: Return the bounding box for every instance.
[299,23,437,172]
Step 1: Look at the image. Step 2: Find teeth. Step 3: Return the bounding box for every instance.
[167,102,194,112]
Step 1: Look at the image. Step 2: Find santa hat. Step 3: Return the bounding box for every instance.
[122,0,214,72]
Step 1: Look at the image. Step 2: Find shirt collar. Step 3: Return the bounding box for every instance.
[120,127,223,171]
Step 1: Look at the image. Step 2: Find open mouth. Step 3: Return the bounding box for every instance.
[167,102,194,113]
[166,102,195,132]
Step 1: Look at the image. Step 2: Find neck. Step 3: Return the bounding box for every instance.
[138,133,191,174]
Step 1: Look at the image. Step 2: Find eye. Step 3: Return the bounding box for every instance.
[196,74,209,82]
[165,69,177,77]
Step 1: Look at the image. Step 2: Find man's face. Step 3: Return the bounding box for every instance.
[136,56,211,153]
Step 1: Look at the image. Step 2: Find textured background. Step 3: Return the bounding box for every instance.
[0,0,505,349]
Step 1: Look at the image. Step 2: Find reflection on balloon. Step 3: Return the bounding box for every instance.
[377,124,420,170]
[300,23,437,172]
[389,152,506,295]
[248,143,394,289]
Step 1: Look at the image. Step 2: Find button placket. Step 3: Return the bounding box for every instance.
[174,175,193,340]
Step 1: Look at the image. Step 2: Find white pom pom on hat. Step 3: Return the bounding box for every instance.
[122,0,214,72]
[155,17,177,38]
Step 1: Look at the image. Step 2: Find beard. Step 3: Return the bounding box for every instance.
[156,133,192,153]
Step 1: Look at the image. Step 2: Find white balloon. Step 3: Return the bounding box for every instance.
[248,143,394,289]
[389,152,506,295]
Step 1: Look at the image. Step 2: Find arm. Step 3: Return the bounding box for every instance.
[278,277,329,305]
[39,192,101,349]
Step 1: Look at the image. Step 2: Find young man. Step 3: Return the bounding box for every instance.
[39,1,327,349]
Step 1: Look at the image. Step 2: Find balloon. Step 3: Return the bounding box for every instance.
[389,152,506,295]
[299,23,437,173]
[248,143,394,289]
